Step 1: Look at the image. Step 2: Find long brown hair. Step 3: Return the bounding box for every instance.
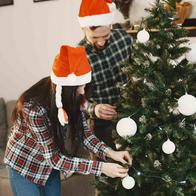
[12,76,84,154]
[12,77,52,122]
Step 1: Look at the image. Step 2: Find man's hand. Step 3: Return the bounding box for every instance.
[107,150,132,166]
[94,104,117,120]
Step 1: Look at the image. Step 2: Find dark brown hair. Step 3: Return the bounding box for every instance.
[12,76,84,154]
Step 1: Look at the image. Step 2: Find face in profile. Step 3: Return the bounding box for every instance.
[76,84,86,95]
[84,26,111,51]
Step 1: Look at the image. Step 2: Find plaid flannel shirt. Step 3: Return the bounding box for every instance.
[79,29,132,105]
[4,101,109,186]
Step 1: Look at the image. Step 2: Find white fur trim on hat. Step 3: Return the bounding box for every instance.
[55,85,63,108]
[51,71,91,86]
[78,12,115,27]
[107,2,116,13]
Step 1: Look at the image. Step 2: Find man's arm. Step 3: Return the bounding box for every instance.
[81,98,117,120]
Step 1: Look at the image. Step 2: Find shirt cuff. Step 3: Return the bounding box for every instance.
[88,102,97,119]
[101,146,113,161]
[99,143,112,161]
[91,161,102,176]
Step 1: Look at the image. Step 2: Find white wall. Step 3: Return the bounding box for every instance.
[0,0,83,101]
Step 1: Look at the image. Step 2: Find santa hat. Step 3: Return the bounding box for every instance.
[51,45,91,126]
[78,0,116,27]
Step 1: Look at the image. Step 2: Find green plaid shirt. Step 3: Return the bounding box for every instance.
[79,29,132,105]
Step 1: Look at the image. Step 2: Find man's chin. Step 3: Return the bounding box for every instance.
[94,46,106,51]
[94,43,108,51]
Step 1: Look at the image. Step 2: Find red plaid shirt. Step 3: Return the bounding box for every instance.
[4,101,109,185]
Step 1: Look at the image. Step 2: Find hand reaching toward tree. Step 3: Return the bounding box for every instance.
[107,150,132,166]
[101,162,129,178]
[94,104,117,120]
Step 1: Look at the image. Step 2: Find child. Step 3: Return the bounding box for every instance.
[4,45,132,196]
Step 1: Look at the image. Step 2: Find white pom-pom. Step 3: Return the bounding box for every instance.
[122,175,135,189]
[116,117,137,137]
[58,108,68,126]
[162,139,176,154]
[137,29,150,43]
[178,94,196,116]
[186,43,196,63]
[67,73,77,82]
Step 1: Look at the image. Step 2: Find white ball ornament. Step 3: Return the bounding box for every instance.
[137,29,150,43]
[178,94,196,116]
[116,117,137,137]
[162,139,176,154]
[186,43,196,63]
[122,175,135,189]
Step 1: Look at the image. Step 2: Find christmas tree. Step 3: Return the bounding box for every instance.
[97,0,196,195]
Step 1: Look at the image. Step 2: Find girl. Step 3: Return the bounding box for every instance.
[4,45,132,196]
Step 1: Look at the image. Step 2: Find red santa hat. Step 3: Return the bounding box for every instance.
[51,45,91,126]
[78,0,116,27]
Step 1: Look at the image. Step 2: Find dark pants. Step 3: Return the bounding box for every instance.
[93,119,116,149]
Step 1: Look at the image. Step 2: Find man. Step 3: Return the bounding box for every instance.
[78,0,132,149]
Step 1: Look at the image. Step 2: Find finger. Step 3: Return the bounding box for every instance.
[104,104,117,109]
[103,109,116,114]
[124,154,133,165]
[121,152,132,162]
[122,160,128,165]
[116,164,127,169]
[100,107,117,115]
[100,114,116,119]
[117,172,128,178]
[100,113,117,119]
[118,168,129,174]
[127,158,132,165]
[101,104,117,110]
[99,113,117,120]
[117,157,127,164]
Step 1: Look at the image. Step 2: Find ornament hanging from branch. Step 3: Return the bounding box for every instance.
[137,29,150,43]
[178,93,196,116]
[162,139,176,154]
[122,175,135,189]
[116,117,137,137]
